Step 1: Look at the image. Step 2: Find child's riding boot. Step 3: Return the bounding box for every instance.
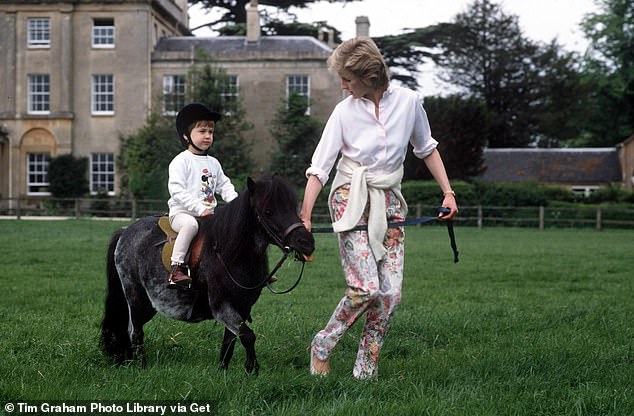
[168,264,192,288]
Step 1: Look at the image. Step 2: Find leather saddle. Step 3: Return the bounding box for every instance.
[157,215,204,272]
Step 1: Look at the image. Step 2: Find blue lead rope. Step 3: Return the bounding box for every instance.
[311,207,459,263]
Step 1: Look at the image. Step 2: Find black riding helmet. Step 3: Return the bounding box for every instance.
[176,103,222,152]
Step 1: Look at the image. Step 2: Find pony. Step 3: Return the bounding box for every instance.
[100,175,315,374]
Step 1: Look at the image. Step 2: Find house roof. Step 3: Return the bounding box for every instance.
[480,148,622,184]
[154,36,333,61]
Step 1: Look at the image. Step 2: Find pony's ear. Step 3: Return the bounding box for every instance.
[247,177,255,193]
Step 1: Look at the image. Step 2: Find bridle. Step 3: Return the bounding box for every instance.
[214,191,308,294]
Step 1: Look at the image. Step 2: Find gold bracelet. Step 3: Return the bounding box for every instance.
[443,190,456,197]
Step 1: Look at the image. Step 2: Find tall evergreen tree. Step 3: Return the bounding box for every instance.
[190,0,358,33]
[269,93,322,187]
[118,113,180,200]
[374,25,450,90]
[404,95,488,181]
[430,0,587,148]
[578,0,634,146]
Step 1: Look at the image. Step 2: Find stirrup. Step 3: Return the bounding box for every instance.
[168,264,192,289]
[168,277,192,289]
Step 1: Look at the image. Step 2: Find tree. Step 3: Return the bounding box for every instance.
[374,24,452,90]
[119,113,180,200]
[48,154,89,198]
[528,43,592,148]
[577,0,634,146]
[193,0,438,91]
[262,19,340,40]
[190,0,359,33]
[269,93,322,187]
[217,18,342,43]
[430,0,587,148]
[404,95,488,181]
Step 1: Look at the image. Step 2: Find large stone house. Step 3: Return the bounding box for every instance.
[0,0,341,200]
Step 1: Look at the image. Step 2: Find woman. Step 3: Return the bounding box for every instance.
[300,37,458,380]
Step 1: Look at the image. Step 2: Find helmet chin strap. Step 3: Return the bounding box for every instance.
[186,134,207,155]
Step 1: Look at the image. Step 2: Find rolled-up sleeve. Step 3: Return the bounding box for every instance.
[411,100,438,159]
[305,108,343,186]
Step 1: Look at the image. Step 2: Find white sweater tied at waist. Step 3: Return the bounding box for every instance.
[328,156,408,261]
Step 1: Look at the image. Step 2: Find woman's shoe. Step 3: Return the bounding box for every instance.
[310,349,330,376]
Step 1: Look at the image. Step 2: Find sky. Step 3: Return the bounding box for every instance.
[189,0,600,94]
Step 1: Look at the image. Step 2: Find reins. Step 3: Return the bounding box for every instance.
[215,208,458,295]
[213,243,306,294]
[213,188,308,294]
[312,207,459,263]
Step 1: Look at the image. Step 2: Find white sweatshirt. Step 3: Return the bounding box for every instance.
[167,150,238,217]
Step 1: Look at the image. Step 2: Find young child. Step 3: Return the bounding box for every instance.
[167,103,238,287]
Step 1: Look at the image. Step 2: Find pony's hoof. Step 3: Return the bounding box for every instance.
[245,361,259,376]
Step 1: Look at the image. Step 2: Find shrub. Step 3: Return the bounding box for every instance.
[401,180,579,207]
[542,184,576,203]
[473,181,550,207]
[401,180,476,206]
[587,183,629,204]
[48,154,89,198]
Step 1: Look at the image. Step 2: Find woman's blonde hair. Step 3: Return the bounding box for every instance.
[327,37,390,89]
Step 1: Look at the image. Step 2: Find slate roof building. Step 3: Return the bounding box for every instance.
[480,146,633,196]
[0,0,341,200]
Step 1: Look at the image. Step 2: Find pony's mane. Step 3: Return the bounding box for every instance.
[197,175,297,263]
[265,175,298,209]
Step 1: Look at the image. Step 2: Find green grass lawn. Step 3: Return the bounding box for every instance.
[0,219,632,415]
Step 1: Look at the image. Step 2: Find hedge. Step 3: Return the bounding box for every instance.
[298,179,633,220]
[400,180,633,207]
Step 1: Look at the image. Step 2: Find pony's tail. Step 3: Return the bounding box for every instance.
[100,229,132,363]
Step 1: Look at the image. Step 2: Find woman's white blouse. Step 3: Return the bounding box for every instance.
[306,85,438,186]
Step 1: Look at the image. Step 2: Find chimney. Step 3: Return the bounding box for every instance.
[355,16,370,37]
[318,27,335,48]
[246,0,260,42]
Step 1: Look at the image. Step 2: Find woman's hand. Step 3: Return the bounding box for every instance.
[301,214,312,232]
[439,194,458,220]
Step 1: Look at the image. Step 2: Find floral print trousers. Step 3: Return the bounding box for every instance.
[312,184,405,379]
